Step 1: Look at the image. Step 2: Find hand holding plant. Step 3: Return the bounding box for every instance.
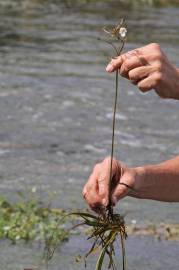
[106,43,179,99]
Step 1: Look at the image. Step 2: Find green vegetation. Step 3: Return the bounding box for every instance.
[0,191,69,244]
[0,191,178,270]
[0,192,178,245]
[75,212,127,270]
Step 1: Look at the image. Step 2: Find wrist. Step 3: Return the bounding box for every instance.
[132,164,167,200]
[130,166,146,198]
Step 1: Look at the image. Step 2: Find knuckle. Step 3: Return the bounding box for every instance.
[154,71,163,83]
[119,67,126,76]
[93,163,101,172]
[103,156,112,168]
[155,52,163,61]
[150,43,163,59]
[103,156,117,167]
[155,61,163,71]
[120,62,129,76]
[123,58,133,71]
[123,58,129,68]
[150,42,160,50]
[121,54,127,62]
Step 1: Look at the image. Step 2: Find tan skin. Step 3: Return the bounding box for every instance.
[83,43,179,213]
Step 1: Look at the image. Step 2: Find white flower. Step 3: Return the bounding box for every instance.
[119,27,127,39]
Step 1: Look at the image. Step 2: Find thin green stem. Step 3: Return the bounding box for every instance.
[108,40,125,219]
[108,70,119,219]
[118,41,125,55]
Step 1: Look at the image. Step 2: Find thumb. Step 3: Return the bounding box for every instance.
[111,167,131,205]
[111,183,129,206]
[106,55,123,73]
[97,157,120,207]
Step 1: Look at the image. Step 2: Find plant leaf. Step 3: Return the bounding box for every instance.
[95,232,116,270]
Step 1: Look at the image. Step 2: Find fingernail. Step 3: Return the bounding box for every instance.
[106,63,114,72]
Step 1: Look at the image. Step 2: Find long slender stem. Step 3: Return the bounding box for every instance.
[108,70,118,218]
[108,40,125,219]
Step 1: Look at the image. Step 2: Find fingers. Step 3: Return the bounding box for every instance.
[111,166,137,205]
[83,158,137,212]
[82,157,121,213]
[106,51,137,73]
[83,165,102,212]
[106,51,163,94]
[106,43,162,76]
[111,184,128,205]
[106,56,123,72]
[106,50,149,79]
[128,66,154,82]
[120,55,148,78]
[97,157,120,198]
[137,72,163,93]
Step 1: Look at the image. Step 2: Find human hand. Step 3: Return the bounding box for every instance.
[106,43,179,100]
[82,157,138,213]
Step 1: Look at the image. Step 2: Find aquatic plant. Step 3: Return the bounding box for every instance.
[75,19,128,270]
[72,212,127,270]
[44,19,130,270]
[0,190,69,244]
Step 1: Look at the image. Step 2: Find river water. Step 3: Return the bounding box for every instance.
[0,0,178,269]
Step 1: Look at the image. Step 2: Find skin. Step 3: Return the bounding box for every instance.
[106,43,179,99]
[83,43,179,212]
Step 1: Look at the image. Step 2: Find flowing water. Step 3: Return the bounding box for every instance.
[0,0,178,269]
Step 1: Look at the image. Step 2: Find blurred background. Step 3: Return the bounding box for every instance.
[0,0,179,269]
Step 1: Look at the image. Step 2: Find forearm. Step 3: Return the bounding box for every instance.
[162,65,179,100]
[132,156,179,202]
